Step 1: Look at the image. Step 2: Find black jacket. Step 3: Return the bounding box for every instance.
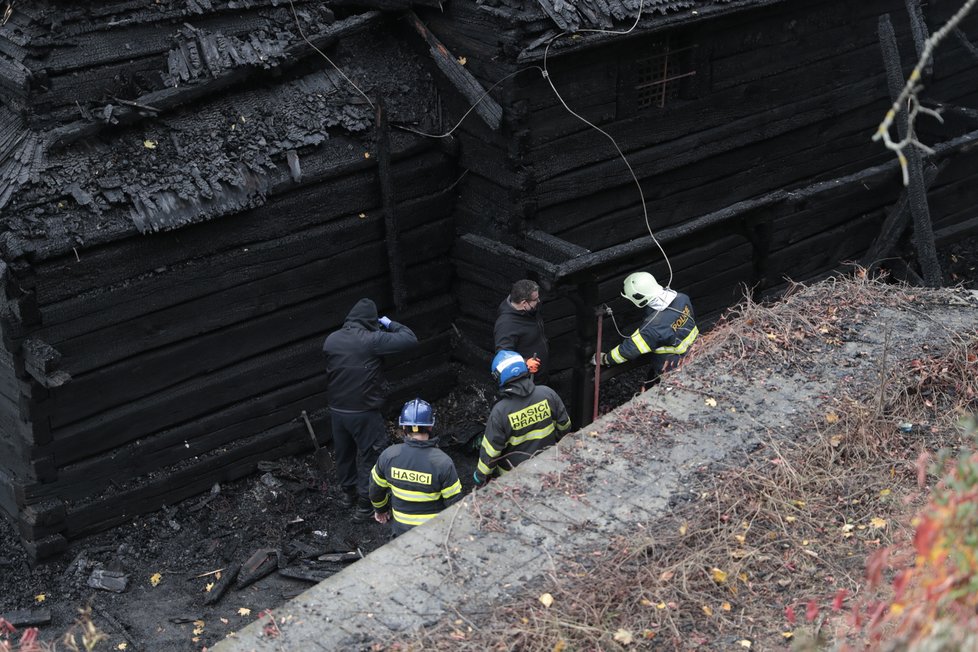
[475,377,571,483]
[493,298,549,376]
[323,299,418,412]
[606,292,698,374]
[369,438,462,529]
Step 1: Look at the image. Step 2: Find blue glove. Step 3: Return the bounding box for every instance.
[378,316,392,329]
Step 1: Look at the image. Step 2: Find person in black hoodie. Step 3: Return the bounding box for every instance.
[473,350,571,486]
[323,298,418,521]
[493,279,550,385]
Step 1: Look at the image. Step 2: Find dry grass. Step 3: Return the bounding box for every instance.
[379,274,978,651]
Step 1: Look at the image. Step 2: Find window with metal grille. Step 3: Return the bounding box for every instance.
[633,37,697,109]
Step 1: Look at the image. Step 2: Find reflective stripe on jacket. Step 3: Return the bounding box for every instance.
[475,377,571,483]
[369,438,461,529]
[608,292,697,367]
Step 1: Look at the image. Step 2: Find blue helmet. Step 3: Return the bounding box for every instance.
[491,350,528,388]
[399,398,434,432]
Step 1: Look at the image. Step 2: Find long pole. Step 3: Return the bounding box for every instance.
[592,309,604,423]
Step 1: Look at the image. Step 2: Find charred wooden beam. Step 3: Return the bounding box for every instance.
[551,126,978,282]
[524,229,590,264]
[860,160,945,271]
[953,27,978,62]
[21,338,71,389]
[376,99,408,311]
[404,11,502,130]
[904,0,931,76]
[327,0,443,7]
[944,104,978,122]
[879,14,942,286]
[46,12,382,149]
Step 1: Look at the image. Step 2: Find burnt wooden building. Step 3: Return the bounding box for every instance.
[434,0,978,413]
[1,0,977,558]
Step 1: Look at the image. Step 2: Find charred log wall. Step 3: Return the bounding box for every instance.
[440,0,978,400]
[0,142,456,558]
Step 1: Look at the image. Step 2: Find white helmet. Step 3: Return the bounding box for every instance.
[621,272,663,308]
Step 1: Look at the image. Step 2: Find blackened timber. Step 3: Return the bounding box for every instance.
[404,11,502,130]
[45,12,382,149]
[376,99,408,311]
[860,161,945,271]
[879,14,942,286]
[953,27,978,62]
[552,127,978,282]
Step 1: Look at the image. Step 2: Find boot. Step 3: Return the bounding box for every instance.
[351,497,374,522]
[337,489,357,509]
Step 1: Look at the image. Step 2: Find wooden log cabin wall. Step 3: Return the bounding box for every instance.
[0,1,455,559]
[421,0,978,421]
[1,0,977,559]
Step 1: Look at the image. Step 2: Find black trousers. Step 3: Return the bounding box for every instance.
[330,409,388,500]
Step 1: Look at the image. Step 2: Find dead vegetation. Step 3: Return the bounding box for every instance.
[380,273,978,651]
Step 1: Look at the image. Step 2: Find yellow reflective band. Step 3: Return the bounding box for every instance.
[507,399,552,431]
[477,459,494,475]
[507,423,555,448]
[392,508,439,526]
[481,436,503,457]
[390,485,442,502]
[630,329,652,354]
[610,345,627,364]
[655,325,699,355]
[441,480,461,499]
[371,466,389,488]
[390,467,432,485]
[371,494,389,509]
[556,419,571,432]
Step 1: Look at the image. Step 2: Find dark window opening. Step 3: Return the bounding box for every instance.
[634,37,698,109]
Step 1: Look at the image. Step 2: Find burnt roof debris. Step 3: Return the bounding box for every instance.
[0,2,440,255]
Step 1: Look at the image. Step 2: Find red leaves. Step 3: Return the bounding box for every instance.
[785,604,796,625]
[805,600,819,623]
[913,515,940,559]
[831,589,848,612]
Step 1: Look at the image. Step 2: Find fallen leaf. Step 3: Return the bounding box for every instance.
[679,522,688,536]
[879,489,891,498]
[656,602,666,610]
[235,607,249,616]
[659,570,674,582]
[143,140,157,149]
[150,573,162,587]
[34,594,46,603]
[358,212,366,219]
[829,434,843,448]
[702,605,713,616]
[825,411,839,423]
[457,56,467,66]
[613,629,633,645]
[782,632,794,639]
[785,516,796,523]
[734,534,746,545]
[552,639,566,652]
[117,644,127,650]
[539,593,554,608]
[639,598,654,607]
[205,582,215,593]
[870,517,887,529]
[364,152,371,159]
[704,397,718,407]
[722,602,732,612]
[738,640,752,648]
[710,568,728,584]
[220,618,229,624]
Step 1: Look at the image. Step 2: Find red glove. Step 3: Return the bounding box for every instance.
[526,357,541,374]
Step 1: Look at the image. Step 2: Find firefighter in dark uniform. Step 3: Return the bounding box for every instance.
[596,272,698,389]
[369,398,462,536]
[323,298,418,521]
[473,350,571,486]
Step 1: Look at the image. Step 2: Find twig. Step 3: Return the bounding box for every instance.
[873,0,978,185]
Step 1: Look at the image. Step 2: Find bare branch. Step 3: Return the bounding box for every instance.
[873,0,978,185]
